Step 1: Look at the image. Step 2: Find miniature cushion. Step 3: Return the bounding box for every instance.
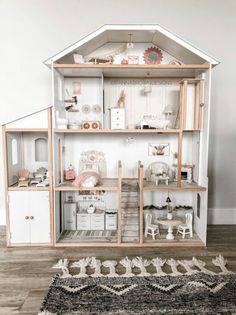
[72,171,101,188]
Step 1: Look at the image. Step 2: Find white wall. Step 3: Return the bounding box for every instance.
[0,0,236,224]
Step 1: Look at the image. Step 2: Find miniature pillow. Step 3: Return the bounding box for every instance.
[72,171,101,188]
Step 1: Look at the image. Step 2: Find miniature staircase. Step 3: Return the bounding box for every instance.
[121,181,139,243]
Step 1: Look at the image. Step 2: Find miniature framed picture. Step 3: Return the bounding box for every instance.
[128,56,139,64]
[148,143,170,156]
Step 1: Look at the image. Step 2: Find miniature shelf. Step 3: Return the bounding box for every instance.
[54,129,180,134]
[8,186,50,191]
[142,181,206,192]
[53,63,209,78]
[55,179,119,191]
[5,128,49,133]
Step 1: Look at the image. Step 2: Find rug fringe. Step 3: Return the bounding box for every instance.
[52,254,234,278]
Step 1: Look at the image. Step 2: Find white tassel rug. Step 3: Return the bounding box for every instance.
[39,255,236,315]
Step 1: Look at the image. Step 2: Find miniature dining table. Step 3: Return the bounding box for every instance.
[157,217,183,240]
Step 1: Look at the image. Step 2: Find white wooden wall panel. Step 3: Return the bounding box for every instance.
[64,134,178,178]
[63,77,102,125]
[199,69,211,186]
[185,84,195,129]
[193,187,208,245]
[54,69,65,118]
[144,191,193,207]
[85,42,182,65]
[104,79,181,129]
[22,133,48,173]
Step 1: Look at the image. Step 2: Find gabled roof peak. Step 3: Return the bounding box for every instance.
[44,24,219,66]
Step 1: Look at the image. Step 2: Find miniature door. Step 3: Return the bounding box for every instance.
[8,191,51,244]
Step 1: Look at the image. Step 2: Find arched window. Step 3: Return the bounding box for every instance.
[35,138,48,161]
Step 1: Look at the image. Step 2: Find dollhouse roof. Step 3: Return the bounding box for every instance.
[44,24,219,66]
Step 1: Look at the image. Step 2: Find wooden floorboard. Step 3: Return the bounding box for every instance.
[0,225,235,314]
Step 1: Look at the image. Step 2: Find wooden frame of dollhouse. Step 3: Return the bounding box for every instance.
[2,24,219,247]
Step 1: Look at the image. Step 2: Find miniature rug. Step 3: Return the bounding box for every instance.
[39,255,236,315]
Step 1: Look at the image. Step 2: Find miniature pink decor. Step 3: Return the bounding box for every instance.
[64,164,76,181]
[72,171,101,188]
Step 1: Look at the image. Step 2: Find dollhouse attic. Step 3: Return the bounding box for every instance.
[44,24,219,66]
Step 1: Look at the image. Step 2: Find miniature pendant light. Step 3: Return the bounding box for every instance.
[126,33,134,49]
[143,72,152,94]
[166,196,172,204]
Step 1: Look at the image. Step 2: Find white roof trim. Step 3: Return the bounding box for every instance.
[44,24,219,66]
[3,106,51,126]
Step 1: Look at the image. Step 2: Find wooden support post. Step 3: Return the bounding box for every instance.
[177,81,184,188]
[47,107,54,245]
[193,82,198,129]
[139,164,144,244]
[177,131,183,188]
[2,126,11,246]
[58,138,62,184]
[198,80,204,129]
[117,160,122,244]
[182,80,188,129]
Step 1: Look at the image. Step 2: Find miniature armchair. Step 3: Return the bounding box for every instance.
[144,213,160,240]
[176,213,193,238]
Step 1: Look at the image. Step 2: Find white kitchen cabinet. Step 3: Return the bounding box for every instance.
[9,191,51,244]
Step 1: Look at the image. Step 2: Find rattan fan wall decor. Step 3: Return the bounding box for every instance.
[143,47,163,64]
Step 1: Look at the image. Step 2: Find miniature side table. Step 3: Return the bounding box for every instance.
[157,217,182,240]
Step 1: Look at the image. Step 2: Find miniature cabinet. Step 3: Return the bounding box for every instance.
[3,24,219,247]
[8,191,51,244]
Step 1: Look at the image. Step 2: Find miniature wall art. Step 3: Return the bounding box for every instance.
[148,143,170,156]
[143,47,163,64]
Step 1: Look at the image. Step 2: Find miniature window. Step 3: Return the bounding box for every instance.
[11,139,18,165]
[35,138,48,161]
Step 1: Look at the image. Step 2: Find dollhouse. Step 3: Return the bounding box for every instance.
[2,24,219,247]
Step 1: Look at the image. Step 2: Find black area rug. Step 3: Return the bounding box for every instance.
[39,256,236,315]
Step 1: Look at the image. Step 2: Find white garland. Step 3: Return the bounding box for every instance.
[52,255,234,278]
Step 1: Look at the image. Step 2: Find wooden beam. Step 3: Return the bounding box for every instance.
[182,80,188,129]
[54,63,210,70]
[198,80,204,129]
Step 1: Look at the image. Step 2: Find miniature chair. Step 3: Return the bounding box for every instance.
[176,213,193,238]
[144,213,160,240]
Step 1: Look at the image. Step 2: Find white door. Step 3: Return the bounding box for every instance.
[29,191,51,243]
[9,191,30,244]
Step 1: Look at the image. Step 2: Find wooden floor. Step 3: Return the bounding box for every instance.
[0,225,236,315]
